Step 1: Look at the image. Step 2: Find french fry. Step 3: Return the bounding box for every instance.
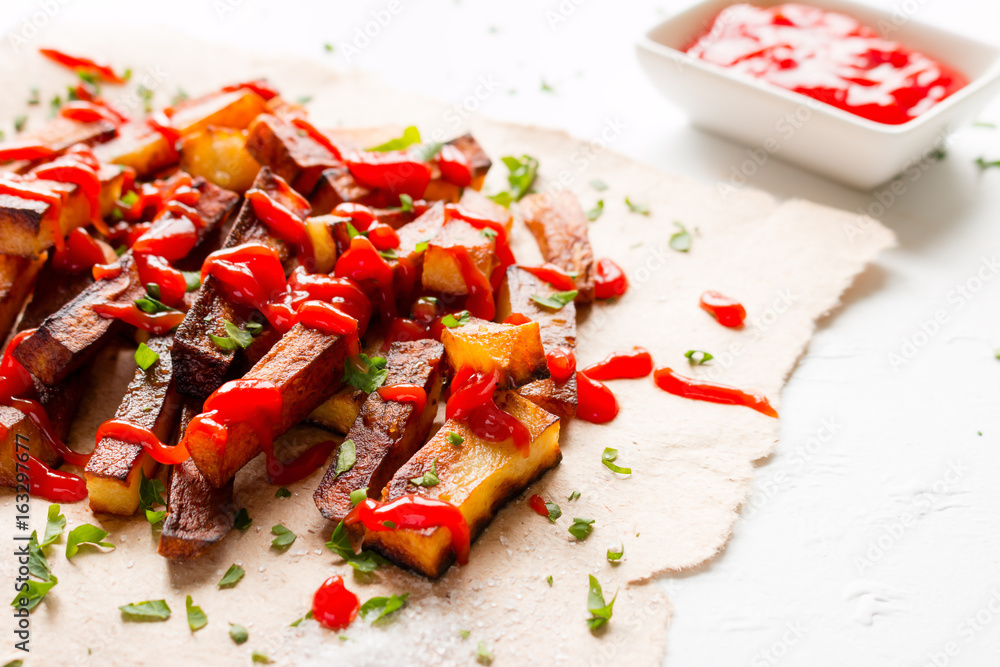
[364,392,561,578]
[440,317,549,389]
[0,370,87,488]
[495,266,577,419]
[313,340,445,523]
[245,114,340,195]
[14,178,239,386]
[3,116,117,175]
[85,336,183,515]
[170,88,270,135]
[180,127,261,193]
[422,133,493,202]
[159,400,236,560]
[518,191,595,302]
[0,254,45,344]
[93,122,178,179]
[172,168,305,399]
[0,164,127,258]
[308,166,385,214]
[305,384,367,434]
[421,218,497,296]
[184,323,355,487]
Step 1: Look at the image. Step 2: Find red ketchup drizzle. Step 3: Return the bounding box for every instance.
[52,228,109,273]
[436,144,473,187]
[447,367,531,456]
[583,347,654,381]
[38,48,126,83]
[26,455,87,502]
[267,439,338,486]
[0,141,57,162]
[202,242,367,347]
[520,263,577,291]
[221,80,280,101]
[184,379,284,469]
[594,258,628,299]
[186,375,334,486]
[346,496,471,564]
[653,368,778,418]
[245,186,314,265]
[699,291,746,328]
[32,143,108,234]
[545,347,576,385]
[332,203,377,231]
[383,317,430,348]
[444,204,515,289]
[91,303,185,334]
[528,494,549,517]
[312,576,359,631]
[684,4,966,125]
[334,235,397,322]
[0,177,67,251]
[95,419,188,465]
[1,330,89,502]
[367,223,400,251]
[291,117,343,161]
[346,150,432,199]
[377,384,427,414]
[575,371,619,424]
[94,175,208,332]
[60,100,128,127]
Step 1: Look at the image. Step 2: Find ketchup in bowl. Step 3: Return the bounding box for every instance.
[684,3,967,125]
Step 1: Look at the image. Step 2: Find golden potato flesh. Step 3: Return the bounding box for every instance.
[85,336,183,516]
[180,127,261,193]
[365,391,561,578]
[495,266,578,419]
[440,317,549,389]
[421,219,497,296]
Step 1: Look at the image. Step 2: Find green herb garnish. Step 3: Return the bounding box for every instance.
[409,458,439,487]
[601,447,631,475]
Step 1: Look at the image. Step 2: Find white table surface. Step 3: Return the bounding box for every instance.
[4,1,1000,664]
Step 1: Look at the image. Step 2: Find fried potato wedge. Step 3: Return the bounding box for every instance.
[85,336,183,515]
[421,219,497,296]
[0,370,87,488]
[172,168,303,399]
[3,117,117,174]
[15,178,238,386]
[180,127,261,193]
[305,384,367,434]
[314,340,445,523]
[93,121,179,178]
[309,166,385,214]
[440,317,549,389]
[170,88,269,135]
[518,191,595,302]
[245,114,340,195]
[0,254,45,344]
[0,164,127,258]
[496,266,577,419]
[185,324,354,487]
[365,392,561,578]
[159,400,236,560]
[159,458,235,559]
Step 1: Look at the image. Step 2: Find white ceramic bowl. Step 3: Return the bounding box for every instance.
[636,0,1000,190]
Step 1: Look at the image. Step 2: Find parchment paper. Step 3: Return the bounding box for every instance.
[0,25,894,667]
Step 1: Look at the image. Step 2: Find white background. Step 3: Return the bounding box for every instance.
[3,1,1000,665]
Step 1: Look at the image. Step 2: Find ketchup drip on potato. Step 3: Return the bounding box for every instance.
[0,330,88,502]
[346,496,471,565]
[446,367,531,456]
